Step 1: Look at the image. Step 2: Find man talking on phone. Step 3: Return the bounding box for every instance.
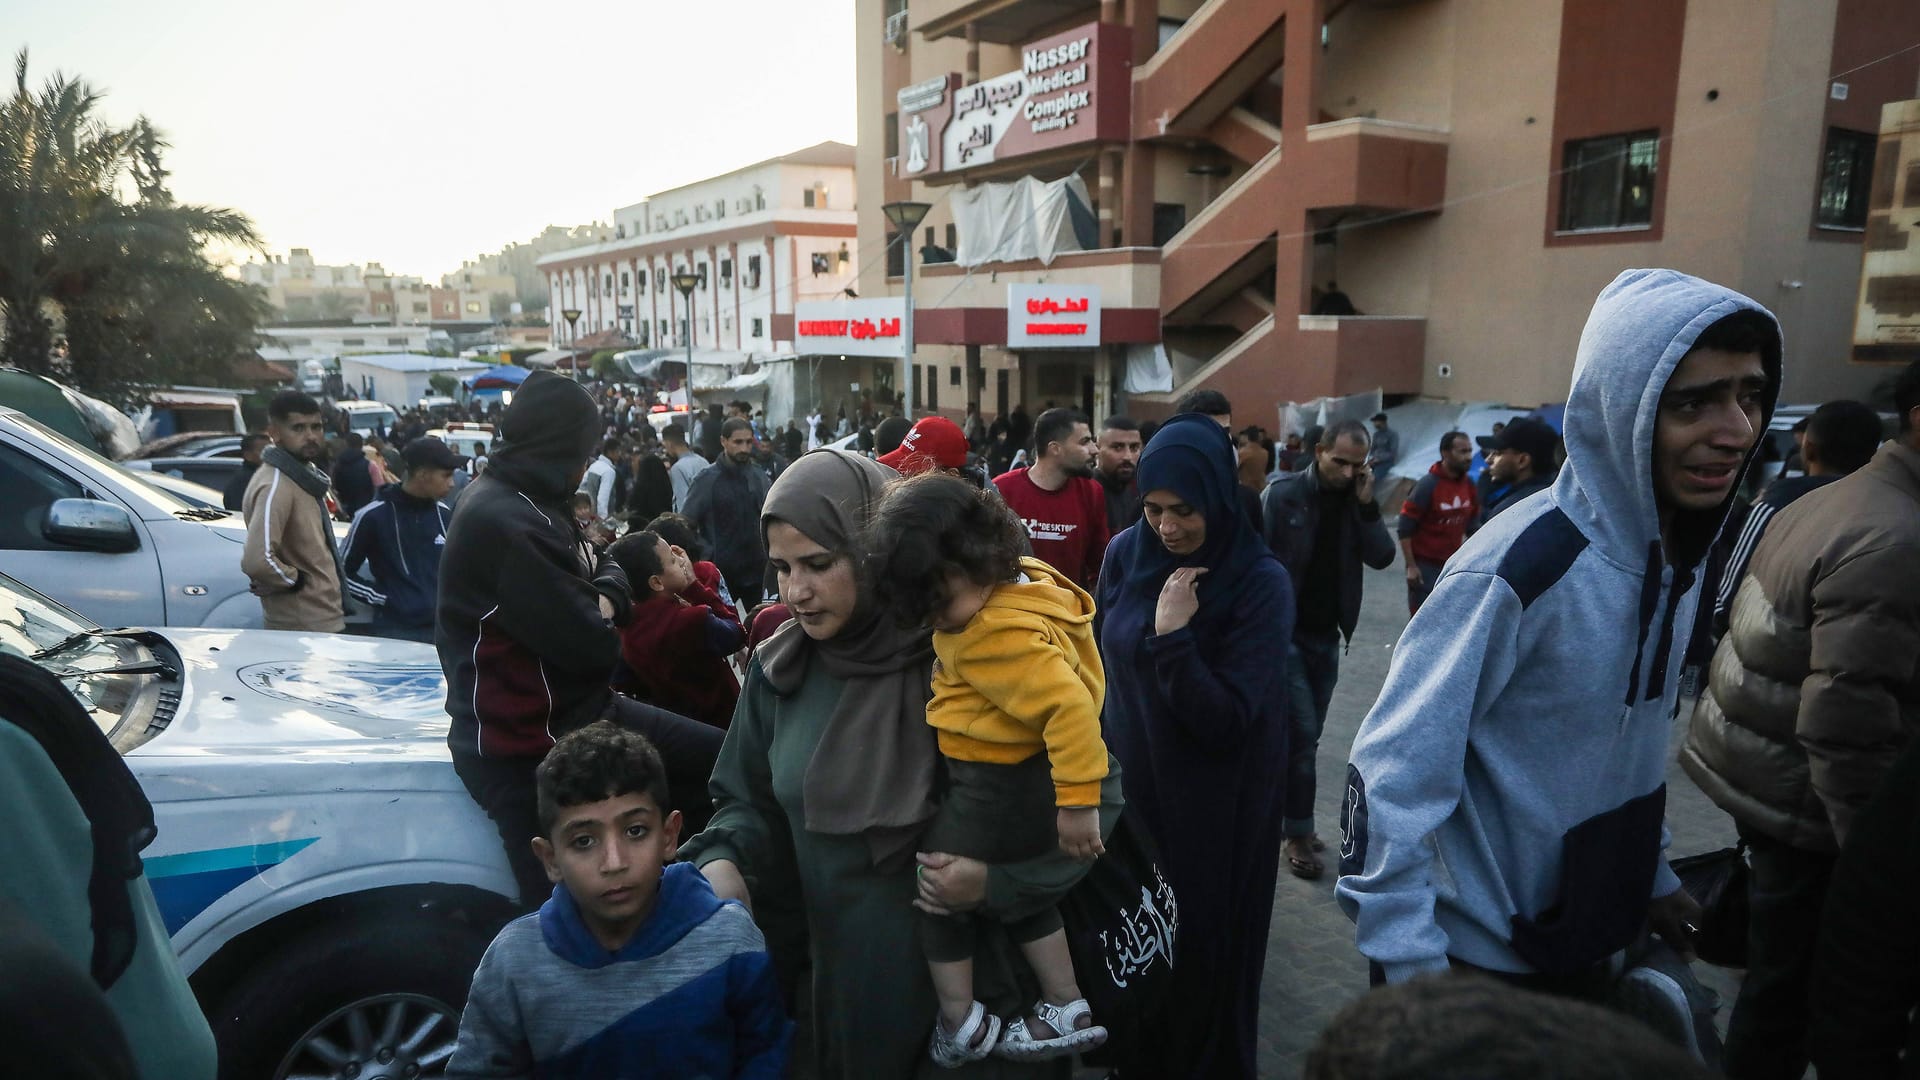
[1262,418,1396,879]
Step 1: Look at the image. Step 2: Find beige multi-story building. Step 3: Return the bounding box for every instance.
[537,143,860,354]
[857,0,1920,424]
[241,249,505,326]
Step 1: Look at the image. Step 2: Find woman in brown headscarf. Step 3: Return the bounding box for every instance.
[679,450,1122,1079]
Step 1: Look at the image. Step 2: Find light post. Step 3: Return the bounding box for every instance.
[881,200,931,417]
[561,307,582,381]
[670,270,700,381]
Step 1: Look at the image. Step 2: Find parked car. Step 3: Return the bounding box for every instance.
[334,400,399,437]
[126,431,246,461]
[0,406,264,628]
[0,568,514,1078]
[122,465,231,510]
[123,455,248,494]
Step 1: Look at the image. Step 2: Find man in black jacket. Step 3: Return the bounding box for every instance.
[1475,417,1559,525]
[1262,418,1396,879]
[343,437,463,643]
[221,433,266,511]
[330,432,376,517]
[437,371,722,907]
[682,418,773,606]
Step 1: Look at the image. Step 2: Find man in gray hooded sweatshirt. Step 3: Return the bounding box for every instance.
[1338,271,1780,1023]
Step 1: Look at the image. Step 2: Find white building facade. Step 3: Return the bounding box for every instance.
[538,142,859,357]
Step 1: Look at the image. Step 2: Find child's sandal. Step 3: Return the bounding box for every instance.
[929,1000,1000,1069]
[992,998,1108,1061]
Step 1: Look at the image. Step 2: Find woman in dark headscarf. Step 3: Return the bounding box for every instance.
[680,450,1122,1079]
[1095,413,1295,1079]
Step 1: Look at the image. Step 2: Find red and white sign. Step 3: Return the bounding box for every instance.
[898,22,1130,179]
[1008,285,1101,349]
[793,298,908,359]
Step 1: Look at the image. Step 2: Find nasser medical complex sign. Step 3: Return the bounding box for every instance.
[897,22,1129,178]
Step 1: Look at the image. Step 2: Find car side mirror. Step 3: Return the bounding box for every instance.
[44,498,139,553]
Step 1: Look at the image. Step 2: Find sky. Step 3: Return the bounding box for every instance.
[6,0,858,280]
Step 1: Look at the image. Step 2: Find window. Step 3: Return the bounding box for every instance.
[716,199,726,218]
[720,258,732,282]
[343,337,365,346]
[655,268,666,291]
[751,318,764,338]
[0,443,84,551]
[1558,131,1659,232]
[659,319,669,339]
[925,364,938,411]
[886,232,905,277]
[387,336,408,346]
[636,271,646,294]
[885,112,899,158]
[745,255,762,290]
[950,366,961,386]
[804,188,816,209]
[1153,203,1188,246]
[811,252,832,276]
[697,264,709,290]
[465,301,481,314]
[701,316,711,334]
[413,302,428,314]
[1817,128,1876,230]
[376,302,392,314]
[620,271,630,291]
[284,337,312,347]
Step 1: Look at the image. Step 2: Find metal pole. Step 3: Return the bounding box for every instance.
[901,234,915,418]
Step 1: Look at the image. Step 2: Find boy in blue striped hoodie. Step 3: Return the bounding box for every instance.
[448,722,789,1079]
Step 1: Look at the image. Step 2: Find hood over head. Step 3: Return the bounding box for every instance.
[487,371,599,501]
[988,556,1097,625]
[1554,269,1781,570]
[1114,413,1277,619]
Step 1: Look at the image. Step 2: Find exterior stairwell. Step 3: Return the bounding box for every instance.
[1132,0,1290,139]
[1159,143,1283,321]
[1133,314,1277,405]
[1207,107,1282,166]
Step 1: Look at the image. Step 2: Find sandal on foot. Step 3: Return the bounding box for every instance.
[929,1001,1000,1069]
[994,998,1108,1061]
[1286,840,1325,880]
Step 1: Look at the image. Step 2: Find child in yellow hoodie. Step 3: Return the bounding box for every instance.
[864,471,1112,1069]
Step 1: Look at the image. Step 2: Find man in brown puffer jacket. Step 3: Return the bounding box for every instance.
[1680,358,1920,1080]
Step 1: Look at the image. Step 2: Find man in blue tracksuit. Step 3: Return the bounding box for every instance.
[1338,271,1780,1035]
[344,437,465,643]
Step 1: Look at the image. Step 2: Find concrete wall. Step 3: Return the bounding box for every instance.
[1318,0,1455,129]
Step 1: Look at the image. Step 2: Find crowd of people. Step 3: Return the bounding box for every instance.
[214,266,1920,1079]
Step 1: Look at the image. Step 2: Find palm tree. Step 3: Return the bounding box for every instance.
[0,50,271,401]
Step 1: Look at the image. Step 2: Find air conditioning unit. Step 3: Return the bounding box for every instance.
[883,9,909,47]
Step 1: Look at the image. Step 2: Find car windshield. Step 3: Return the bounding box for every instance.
[7,413,199,516]
[0,570,163,747]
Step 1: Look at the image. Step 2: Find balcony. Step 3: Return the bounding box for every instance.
[1293,314,1425,396]
[1297,118,1449,213]
[913,0,1100,42]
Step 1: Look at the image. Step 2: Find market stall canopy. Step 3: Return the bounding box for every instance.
[614,349,684,380]
[462,364,531,390]
[523,350,569,368]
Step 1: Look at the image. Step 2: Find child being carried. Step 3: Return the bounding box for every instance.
[864,471,1111,1068]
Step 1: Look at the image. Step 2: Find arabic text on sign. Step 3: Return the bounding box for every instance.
[1026,323,1090,336]
[797,318,901,340]
[1025,297,1090,315]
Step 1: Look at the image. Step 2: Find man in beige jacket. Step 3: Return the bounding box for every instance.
[1682,358,1920,1079]
[242,390,345,632]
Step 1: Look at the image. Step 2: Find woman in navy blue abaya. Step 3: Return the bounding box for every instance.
[1095,413,1294,1079]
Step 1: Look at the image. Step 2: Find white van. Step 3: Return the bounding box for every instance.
[334,400,398,436]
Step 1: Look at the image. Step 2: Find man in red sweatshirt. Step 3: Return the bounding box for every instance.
[992,407,1110,591]
[1397,431,1480,614]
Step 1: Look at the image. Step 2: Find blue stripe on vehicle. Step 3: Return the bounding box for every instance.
[143,838,318,934]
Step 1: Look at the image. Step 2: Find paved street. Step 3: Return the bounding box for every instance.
[1254,545,1742,1078]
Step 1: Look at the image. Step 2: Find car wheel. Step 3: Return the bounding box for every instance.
[210,917,491,1080]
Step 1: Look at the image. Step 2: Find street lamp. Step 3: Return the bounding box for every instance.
[881,200,931,416]
[561,308,582,381]
[670,270,700,379]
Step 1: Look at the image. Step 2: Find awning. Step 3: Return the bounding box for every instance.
[615,349,685,379]
[146,390,241,409]
[523,349,569,367]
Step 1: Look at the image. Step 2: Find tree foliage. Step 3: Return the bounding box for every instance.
[0,50,273,405]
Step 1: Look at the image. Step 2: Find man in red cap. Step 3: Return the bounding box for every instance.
[878,416,971,477]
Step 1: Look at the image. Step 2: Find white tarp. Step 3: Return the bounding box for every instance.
[1275,389,1384,445]
[952,174,1092,268]
[1122,343,1172,393]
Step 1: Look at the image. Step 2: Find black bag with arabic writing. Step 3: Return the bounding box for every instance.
[1060,810,1178,1067]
